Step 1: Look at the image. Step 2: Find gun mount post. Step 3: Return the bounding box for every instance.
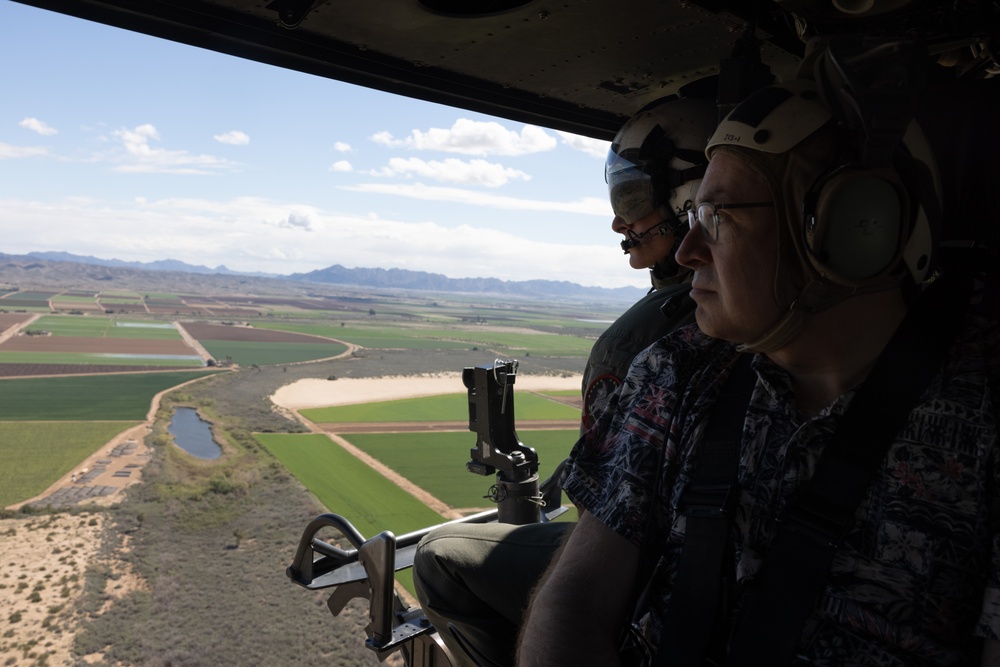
[463,359,543,525]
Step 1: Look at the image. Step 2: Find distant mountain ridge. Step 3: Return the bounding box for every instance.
[19,251,646,303]
[289,264,644,301]
[25,251,259,276]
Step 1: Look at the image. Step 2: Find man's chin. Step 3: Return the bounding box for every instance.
[628,254,655,271]
[693,310,740,344]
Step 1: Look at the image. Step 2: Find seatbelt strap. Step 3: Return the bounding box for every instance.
[654,353,756,667]
[727,270,972,666]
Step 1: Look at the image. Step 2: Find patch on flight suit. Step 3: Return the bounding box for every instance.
[583,373,622,431]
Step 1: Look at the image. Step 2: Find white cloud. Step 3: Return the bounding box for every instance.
[19,117,57,136]
[0,143,48,159]
[371,157,530,187]
[333,141,352,152]
[557,131,610,159]
[0,195,640,289]
[117,124,160,154]
[371,119,557,156]
[278,210,314,230]
[214,130,250,145]
[343,182,610,216]
[109,124,236,174]
[330,160,353,172]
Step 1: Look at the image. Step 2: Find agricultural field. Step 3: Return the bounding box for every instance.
[301,391,579,423]
[0,421,137,507]
[0,290,55,310]
[0,314,206,372]
[29,315,183,340]
[346,429,579,510]
[50,293,103,312]
[96,290,143,305]
[179,322,349,366]
[0,337,203,368]
[0,371,218,421]
[0,371,219,509]
[255,432,443,538]
[0,312,34,333]
[258,321,596,356]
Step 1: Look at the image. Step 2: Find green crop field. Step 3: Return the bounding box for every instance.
[255,433,443,537]
[409,329,592,356]
[7,291,57,300]
[0,421,138,507]
[0,371,218,420]
[0,351,204,366]
[345,429,579,509]
[0,302,49,311]
[256,321,596,356]
[33,315,112,336]
[98,297,144,305]
[256,323,475,350]
[301,392,579,423]
[50,295,98,304]
[198,340,348,366]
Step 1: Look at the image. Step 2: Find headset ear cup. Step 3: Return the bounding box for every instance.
[805,169,907,286]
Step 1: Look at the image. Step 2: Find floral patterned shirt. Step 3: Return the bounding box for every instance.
[562,313,1000,666]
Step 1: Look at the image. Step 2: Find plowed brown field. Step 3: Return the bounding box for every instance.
[0,336,195,354]
[0,363,199,377]
[0,312,34,332]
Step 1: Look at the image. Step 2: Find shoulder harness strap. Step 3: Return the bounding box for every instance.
[655,353,756,667]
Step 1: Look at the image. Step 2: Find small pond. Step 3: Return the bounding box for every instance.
[168,407,222,460]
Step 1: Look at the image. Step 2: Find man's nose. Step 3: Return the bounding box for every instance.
[675,220,708,269]
[612,215,629,234]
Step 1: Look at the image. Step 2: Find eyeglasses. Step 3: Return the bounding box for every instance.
[686,201,774,242]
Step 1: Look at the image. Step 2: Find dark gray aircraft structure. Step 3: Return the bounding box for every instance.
[17,0,999,664]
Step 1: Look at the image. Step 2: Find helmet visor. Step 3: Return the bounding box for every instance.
[606,148,658,225]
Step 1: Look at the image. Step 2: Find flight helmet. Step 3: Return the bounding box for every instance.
[606,96,717,282]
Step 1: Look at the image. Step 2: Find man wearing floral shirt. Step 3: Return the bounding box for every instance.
[519,77,1000,666]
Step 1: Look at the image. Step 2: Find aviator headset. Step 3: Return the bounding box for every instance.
[708,80,937,291]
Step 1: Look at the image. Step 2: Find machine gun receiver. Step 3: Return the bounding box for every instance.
[463,359,544,524]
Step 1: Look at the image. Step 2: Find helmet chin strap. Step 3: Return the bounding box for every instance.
[736,280,854,353]
[736,308,808,354]
[737,258,911,352]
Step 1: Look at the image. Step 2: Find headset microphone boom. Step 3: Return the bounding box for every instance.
[619,216,686,253]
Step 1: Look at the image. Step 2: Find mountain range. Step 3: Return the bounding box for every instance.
[14,251,646,303]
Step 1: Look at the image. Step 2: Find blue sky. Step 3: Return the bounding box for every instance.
[0,2,658,289]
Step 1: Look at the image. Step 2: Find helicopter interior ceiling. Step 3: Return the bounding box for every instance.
[12,0,1000,139]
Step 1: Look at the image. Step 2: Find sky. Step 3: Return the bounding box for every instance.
[0,2,658,289]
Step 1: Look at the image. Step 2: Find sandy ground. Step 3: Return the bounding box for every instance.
[0,512,145,666]
[270,372,583,409]
[0,512,105,665]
